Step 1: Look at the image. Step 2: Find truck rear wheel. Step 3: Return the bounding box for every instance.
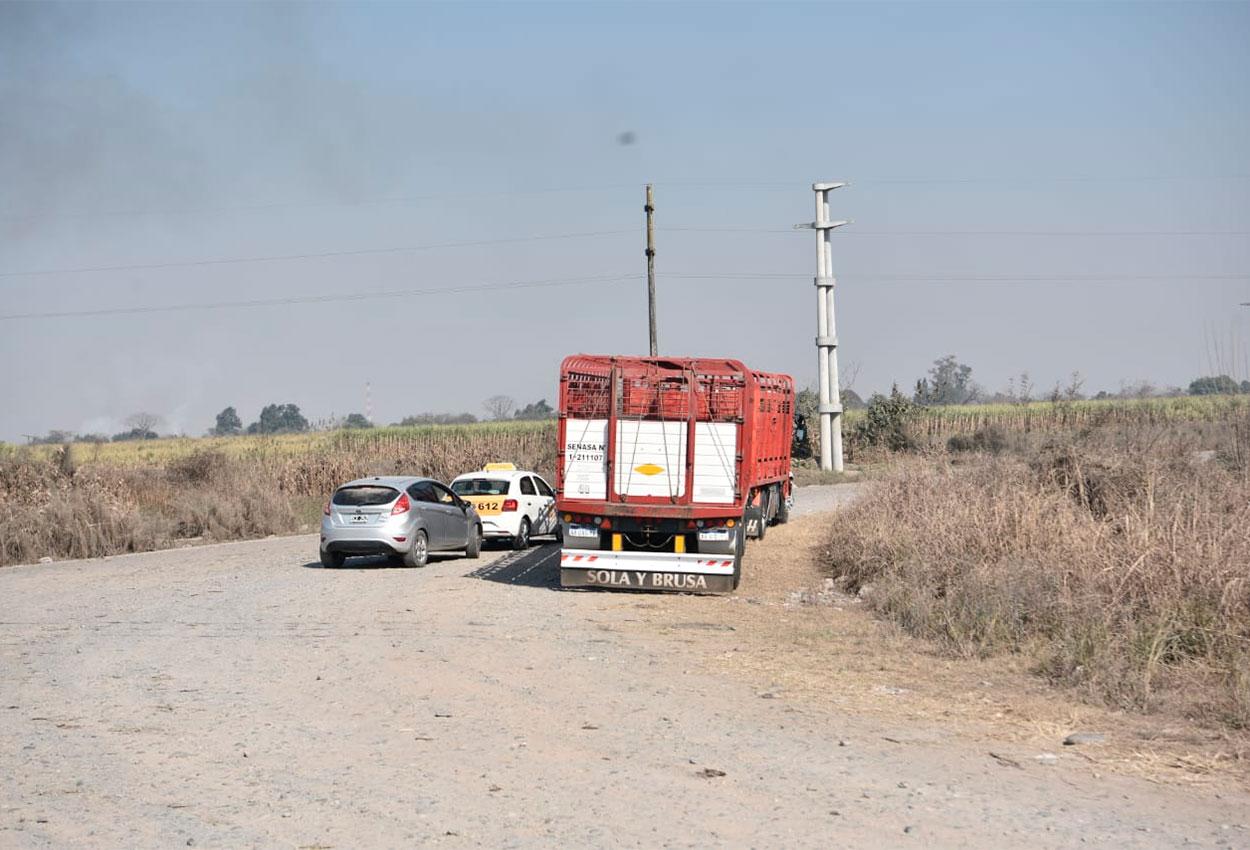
[774,485,791,525]
[731,520,746,590]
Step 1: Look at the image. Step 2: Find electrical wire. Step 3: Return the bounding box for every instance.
[0,229,634,278]
[6,175,1248,221]
[666,272,1250,282]
[663,227,1250,237]
[0,273,642,322]
[0,184,641,223]
[651,175,1250,187]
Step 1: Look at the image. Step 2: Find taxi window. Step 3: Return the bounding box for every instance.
[451,478,511,496]
[520,477,537,496]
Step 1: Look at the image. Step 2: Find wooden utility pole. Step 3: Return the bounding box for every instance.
[645,184,657,356]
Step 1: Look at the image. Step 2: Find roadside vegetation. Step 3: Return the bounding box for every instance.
[823,401,1250,729]
[0,421,555,567]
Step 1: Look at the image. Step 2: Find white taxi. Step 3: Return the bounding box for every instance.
[449,463,560,549]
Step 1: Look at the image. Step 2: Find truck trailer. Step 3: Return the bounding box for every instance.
[556,354,795,592]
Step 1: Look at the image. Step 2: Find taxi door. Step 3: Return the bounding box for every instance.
[529,475,559,535]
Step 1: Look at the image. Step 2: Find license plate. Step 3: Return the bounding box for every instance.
[350,514,369,524]
[567,525,598,538]
[561,568,733,593]
[467,498,503,516]
[698,529,730,541]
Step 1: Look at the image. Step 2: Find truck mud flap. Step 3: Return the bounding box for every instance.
[559,549,735,593]
[743,503,764,539]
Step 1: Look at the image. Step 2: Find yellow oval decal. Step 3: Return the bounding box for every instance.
[634,463,664,476]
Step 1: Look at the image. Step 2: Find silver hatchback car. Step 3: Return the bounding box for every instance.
[320,476,482,568]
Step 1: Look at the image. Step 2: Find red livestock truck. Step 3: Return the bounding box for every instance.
[556,355,795,592]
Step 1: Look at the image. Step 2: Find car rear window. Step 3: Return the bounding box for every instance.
[451,478,510,496]
[332,485,399,506]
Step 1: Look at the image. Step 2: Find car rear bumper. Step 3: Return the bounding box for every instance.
[480,517,521,538]
[321,523,411,555]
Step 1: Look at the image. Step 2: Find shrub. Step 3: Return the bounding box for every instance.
[824,419,1250,727]
[946,426,1008,454]
[850,386,915,453]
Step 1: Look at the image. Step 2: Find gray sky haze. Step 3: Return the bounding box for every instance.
[2,1,1248,440]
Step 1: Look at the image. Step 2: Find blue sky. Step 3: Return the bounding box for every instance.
[1,1,1248,439]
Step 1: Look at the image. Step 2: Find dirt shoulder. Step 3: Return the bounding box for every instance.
[625,505,1250,790]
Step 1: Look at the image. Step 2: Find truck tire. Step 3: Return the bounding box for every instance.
[756,490,769,541]
[731,521,746,590]
[774,484,791,525]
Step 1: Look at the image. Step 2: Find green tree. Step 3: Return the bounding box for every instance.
[853,385,915,452]
[513,399,555,420]
[213,406,242,436]
[247,403,309,435]
[1188,375,1240,396]
[342,413,373,429]
[914,355,979,406]
[112,426,157,441]
[396,412,477,425]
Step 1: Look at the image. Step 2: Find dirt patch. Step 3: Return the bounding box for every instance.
[623,512,1250,789]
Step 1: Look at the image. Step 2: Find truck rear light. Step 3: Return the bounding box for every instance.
[391,493,411,515]
[599,517,612,529]
[502,499,518,512]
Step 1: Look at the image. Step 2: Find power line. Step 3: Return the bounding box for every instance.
[0,184,640,223]
[0,273,643,322]
[8,268,1243,322]
[663,226,1250,236]
[0,229,633,278]
[652,175,1250,187]
[667,272,1250,282]
[7,174,1248,222]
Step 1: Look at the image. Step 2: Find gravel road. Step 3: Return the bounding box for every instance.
[2,485,1247,848]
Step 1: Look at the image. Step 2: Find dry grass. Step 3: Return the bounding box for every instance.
[823,416,1250,729]
[848,394,1250,451]
[0,423,556,566]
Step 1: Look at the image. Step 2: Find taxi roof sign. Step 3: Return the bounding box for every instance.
[483,462,517,471]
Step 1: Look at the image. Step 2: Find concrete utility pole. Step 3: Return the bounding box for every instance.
[645,184,658,356]
[796,183,849,472]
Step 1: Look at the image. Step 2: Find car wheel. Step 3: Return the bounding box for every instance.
[404,530,429,568]
[466,524,483,559]
[321,550,345,569]
[554,521,563,544]
[512,517,531,550]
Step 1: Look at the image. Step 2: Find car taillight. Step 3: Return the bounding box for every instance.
[502,498,518,512]
[324,501,331,516]
[391,493,411,515]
